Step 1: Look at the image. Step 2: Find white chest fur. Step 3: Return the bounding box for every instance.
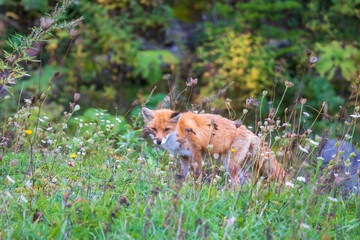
[161,132,191,158]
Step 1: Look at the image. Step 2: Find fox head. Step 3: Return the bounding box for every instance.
[141,107,181,145]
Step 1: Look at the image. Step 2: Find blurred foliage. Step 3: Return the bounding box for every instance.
[196,32,276,108]
[0,0,360,122]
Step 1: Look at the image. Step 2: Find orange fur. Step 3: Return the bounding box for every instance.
[142,107,286,188]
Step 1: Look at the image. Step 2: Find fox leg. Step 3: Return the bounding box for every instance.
[228,140,253,188]
[190,151,202,179]
[179,158,190,178]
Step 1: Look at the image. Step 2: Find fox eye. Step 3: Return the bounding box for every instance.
[164,128,170,132]
[151,128,157,132]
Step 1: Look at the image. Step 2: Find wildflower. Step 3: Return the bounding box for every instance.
[297,176,306,183]
[95,113,100,116]
[300,223,311,230]
[38,118,44,123]
[350,113,360,118]
[231,148,235,153]
[106,120,111,123]
[309,139,319,146]
[327,196,338,203]
[207,144,214,152]
[20,195,28,203]
[310,56,318,64]
[186,77,198,87]
[303,112,310,117]
[43,116,49,120]
[317,157,325,161]
[285,181,294,188]
[6,175,15,184]
[298,145,309,154]
[24,98,32,104]
[25,180,32,188]
[345,134,352,140]
[5,191,13,198]
[70,154,77,158]
[25,130,33,135]
[68,161,75,167]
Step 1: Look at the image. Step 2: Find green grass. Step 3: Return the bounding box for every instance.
[1,115,359,239]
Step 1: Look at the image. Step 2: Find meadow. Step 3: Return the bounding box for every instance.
[1,0,360,239]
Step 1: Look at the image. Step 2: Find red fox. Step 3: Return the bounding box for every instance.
[142,107,286,188]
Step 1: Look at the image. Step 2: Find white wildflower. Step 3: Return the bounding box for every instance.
[345,134,352,140]
[303,112,310,117]
[74,117,79,120]
[327,196,338,203]
[226,216,236,226]
[19,195,28,203]
[24,98,32,104]
[297,176,306,183]
[317,157,324,161]
[6,175,15,184]
[25,180,32,188]
[350,113,360,118]
[43,116,49,120]
[5,191,13,198]
[309,139,319,146]
[298,145,309,154]
[285,181,294,188]
[300,223,311,230]
[38,118,45,122]
[95,113,99,116]
[100,112,104,116]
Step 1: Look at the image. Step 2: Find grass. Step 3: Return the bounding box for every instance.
[1,104,360,239]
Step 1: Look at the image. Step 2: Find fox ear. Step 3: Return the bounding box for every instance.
[141,107,154,122]
[169,112,181,123]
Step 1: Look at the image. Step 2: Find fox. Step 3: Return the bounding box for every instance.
[141,107,286,188]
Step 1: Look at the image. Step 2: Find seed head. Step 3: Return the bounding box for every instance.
[284,80,294,88]
[69,29,79,39]
[40,17,54,31]
[300,98,307,105]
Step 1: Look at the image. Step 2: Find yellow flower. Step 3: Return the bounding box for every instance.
[231,148,235,153]
[25,130,33,135]
[70,154,77,158]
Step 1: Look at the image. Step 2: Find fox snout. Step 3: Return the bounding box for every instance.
[154,138,162,145]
